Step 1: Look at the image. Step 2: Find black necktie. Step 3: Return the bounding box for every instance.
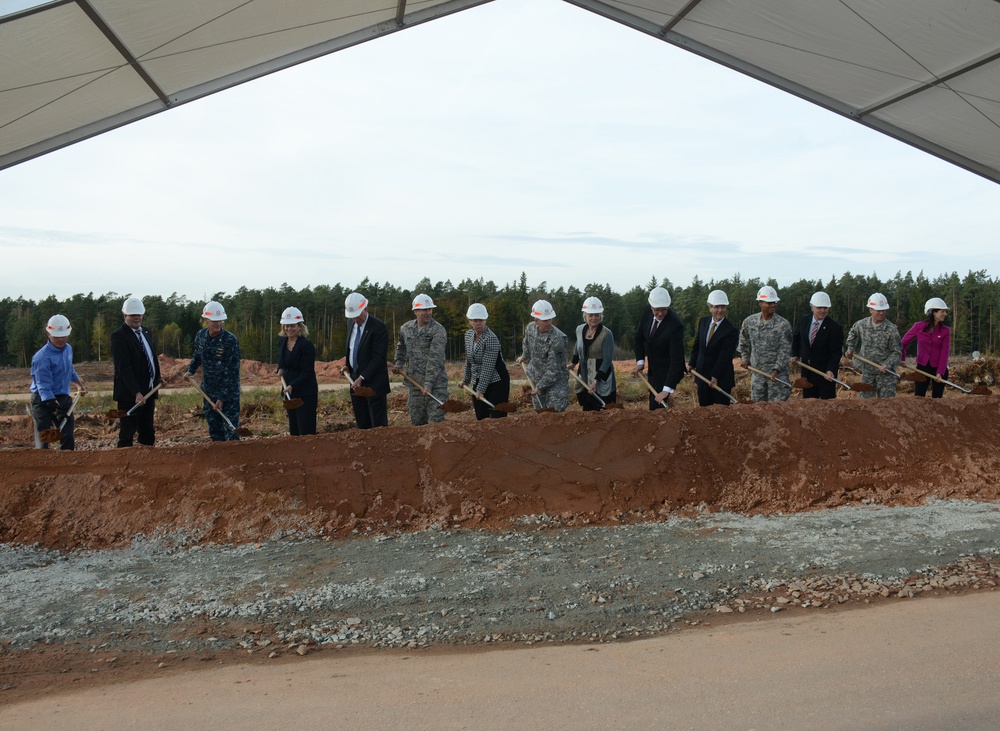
[649,318,659,339]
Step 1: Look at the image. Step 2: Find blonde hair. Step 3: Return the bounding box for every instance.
[279,323,309,337]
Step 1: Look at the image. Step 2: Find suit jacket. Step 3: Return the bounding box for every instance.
[278,335,318,397]
[345,314,390,396]
[634,305,685,391]
[688,316,737,392]
[792,314,844,375]
[110,322,161,404]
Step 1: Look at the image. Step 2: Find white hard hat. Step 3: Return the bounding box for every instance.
[45,314,71,337]
[707,290,729,306]
[924,297,948,314]
[345,292,368,318]
[810,291,832,308]
[466,303,488,320]
[412,293,435,311]
[531,299,556,321]
[648,287,671,308]
[202,301,227,321]
[867,293,890,311]
[280,306,304,325]
[581,296,604,314]
[756,285,780,303]
[122,296,146,315]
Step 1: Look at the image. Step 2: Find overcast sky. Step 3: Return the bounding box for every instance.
[1,0,999,303]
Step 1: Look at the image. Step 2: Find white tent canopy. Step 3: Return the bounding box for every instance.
[3,0,1000,183]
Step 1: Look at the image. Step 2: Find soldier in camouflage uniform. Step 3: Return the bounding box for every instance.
[186,300,242,441]
[393,294,449,425]
[516,300,569,412]
[845,292,901,398]
[738,285,793,402]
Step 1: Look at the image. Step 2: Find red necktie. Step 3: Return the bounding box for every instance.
[809,320,820,345]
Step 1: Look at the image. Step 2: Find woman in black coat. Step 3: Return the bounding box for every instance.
[276,306,318,435]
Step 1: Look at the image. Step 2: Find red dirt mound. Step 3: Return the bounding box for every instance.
[1,397,998,550]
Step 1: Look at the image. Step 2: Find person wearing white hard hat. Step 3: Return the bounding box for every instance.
[633,286,686,408]
[901,297,951,398]
[845,293,901,398]
[791,291,844,400]
[29,314,86,450]
[277,306,318,435]
[342,292,390,429]
[462,303,510,420]
[687,290,738,406]
[393,294,449,425]
[110,296,163,446]
[738,285,793,402]
[185,300,243,440]
[571,296,618,411]
[517,300,569,412]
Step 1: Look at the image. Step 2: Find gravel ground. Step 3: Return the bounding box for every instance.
[3,499,1000,660]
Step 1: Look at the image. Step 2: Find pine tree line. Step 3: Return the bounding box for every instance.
[2,269,996,368]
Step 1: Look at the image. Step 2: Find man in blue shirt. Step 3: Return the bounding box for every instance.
[29,314,87,449]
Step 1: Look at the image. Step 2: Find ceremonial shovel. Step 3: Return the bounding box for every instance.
[461,384,517,413]
[896,362,991,395]
[744,365,804,390]
[794,361,871,392]
[279,377,304,410]
[185,375,252,437]
[39,391,83,443]
[568,369,623,409]
[519,367,554,413]
[401,373,469,413]
[635,371,669,409]
[851,354,925,383]
[106,383,163,419]
[689,368,740,404]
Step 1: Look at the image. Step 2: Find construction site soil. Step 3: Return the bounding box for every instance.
[2,358,1000,714]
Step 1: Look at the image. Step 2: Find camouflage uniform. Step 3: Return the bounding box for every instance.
[521,322,569,411]
[846,317,901,398]
[738,312,793,402]
[187,328,241,441]
[394,317,449,425]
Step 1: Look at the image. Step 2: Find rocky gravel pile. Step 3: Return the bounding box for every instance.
[2,499,999,661]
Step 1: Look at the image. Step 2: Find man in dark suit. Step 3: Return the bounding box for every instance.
[791,291,844,399]
[110,296,162,447]
[342,292,390,428]
[633,286,686,409]
[687,289,738,406]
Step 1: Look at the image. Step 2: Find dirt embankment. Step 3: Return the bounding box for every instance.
[1,397,998,550]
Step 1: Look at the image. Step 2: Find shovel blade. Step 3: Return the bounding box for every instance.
[492,402,518,413]
[602,402,625,410]
[352,386,376,398]
[792,378,813,389]
[39,428,63,443]
[850,382,875,392]
[901,371,927,382]
[282,398,304,410]
[438,399,470,413]
[105,409,128,420]
[971,385,992,395]
[233,427,253,437]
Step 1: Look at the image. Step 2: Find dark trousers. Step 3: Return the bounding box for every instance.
[117,400,156,447]
[913,363,946,398]
[287,393,318,435]
[352,393,388,429]
[30,393,74,450]
[802,370,837,399]
[472,377,510,420]
[205,401,241,441]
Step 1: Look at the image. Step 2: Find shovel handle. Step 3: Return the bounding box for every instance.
[898,362,971,393]
[402,372,445,405]
[745,365,794,389]
[186,376,241,433]
[461,383,495,409]
[850,353,901,378]
[635,371,669,409]
[568,369,605,407]
[56,391,83,431]
[795,361,852,391]
[126,383,163,416]
[689,368,738,404]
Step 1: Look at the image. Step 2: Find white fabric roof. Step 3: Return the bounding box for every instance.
[3,0,1000,183]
